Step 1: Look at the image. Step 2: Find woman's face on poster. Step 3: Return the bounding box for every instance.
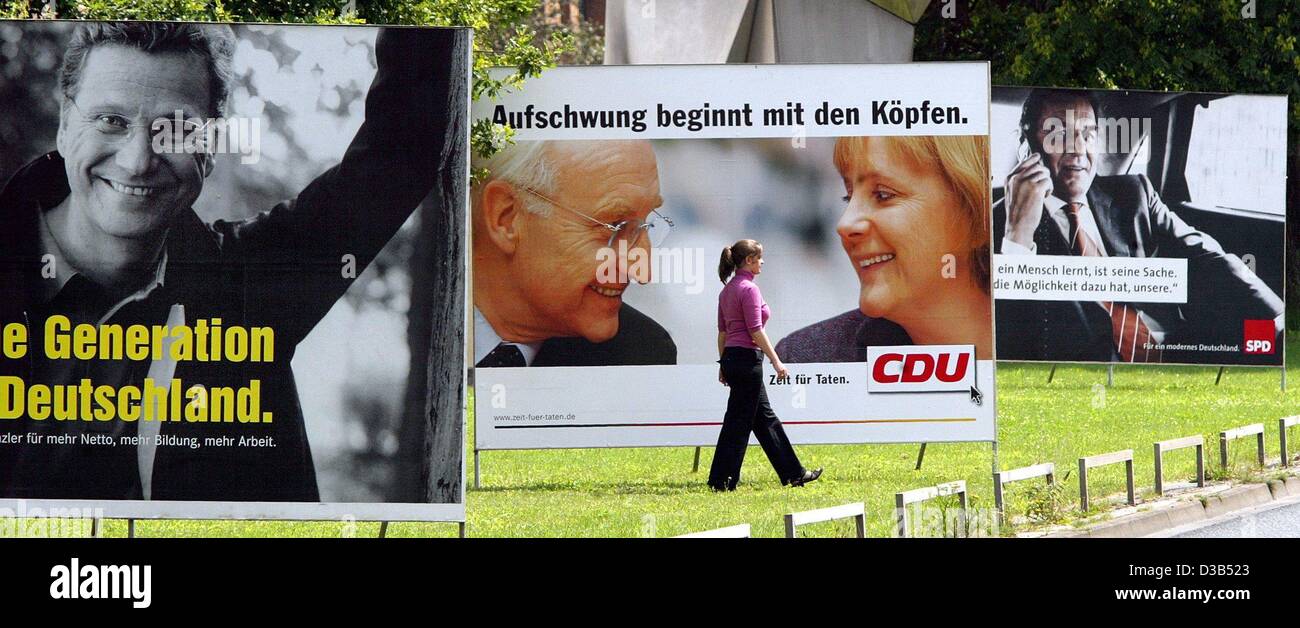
[835,137,971,321]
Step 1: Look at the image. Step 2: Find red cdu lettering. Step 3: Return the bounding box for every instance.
[900,354,935,383]
[934,353,970,383]
[872,353,904,383]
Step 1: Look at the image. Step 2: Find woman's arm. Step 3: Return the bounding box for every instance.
[750,328,789,380]
[717,331,727,385]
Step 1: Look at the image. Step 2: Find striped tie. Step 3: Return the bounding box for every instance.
[1065,202,1162,363]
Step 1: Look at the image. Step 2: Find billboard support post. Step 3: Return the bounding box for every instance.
[1107,364,1114,387]
[692,447,702,472]
[1047,364,1057,383]
[1215,367,1225,385]
[914,443,928,470]
[1282,366,1286,391]
[473,450,481,489]
[127,519,135,539]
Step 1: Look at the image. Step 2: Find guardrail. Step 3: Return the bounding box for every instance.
[675,523,752,538]
[894,480,968,538]
[1153,435,1205,495]
[992,463,1055,525]
[784,503,866,538]
[1078,449,1135,512]
[1220,423,1266,469]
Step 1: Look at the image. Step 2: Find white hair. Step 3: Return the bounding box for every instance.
[472,140,557,216]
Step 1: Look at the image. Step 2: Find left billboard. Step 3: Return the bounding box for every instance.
[470,63,995,452]
[0,20,470,522]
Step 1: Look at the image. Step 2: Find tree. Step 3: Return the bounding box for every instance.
[916,0,1299,327]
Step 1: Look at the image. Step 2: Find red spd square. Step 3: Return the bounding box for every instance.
[1243,320,1275,354]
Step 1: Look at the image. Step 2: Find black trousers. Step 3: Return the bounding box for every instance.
[708,347,804,490]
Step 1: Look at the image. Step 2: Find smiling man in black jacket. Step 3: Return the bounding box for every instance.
[0,22,462,502]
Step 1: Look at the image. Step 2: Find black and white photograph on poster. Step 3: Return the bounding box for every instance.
[991,86,1287,366]
[470,64,995,453]
[0,20,470,521]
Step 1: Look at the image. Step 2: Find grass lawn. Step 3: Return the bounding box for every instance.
[87,339,1300,538]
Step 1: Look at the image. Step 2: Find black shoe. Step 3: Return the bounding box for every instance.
[788,468,822,487]
[708,477,737,492]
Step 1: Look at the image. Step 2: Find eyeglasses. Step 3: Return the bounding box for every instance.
[67,100,213,153]
[519,186,673,251]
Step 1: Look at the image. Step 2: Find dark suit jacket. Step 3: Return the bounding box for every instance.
[0,29,460,501]
[775,309,913,363]
[529,304,677,366]
[993,174,1283,363]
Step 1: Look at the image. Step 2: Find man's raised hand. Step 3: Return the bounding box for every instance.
[1004,152,1052,248]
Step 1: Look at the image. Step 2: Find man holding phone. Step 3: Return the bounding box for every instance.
[993,88,1282,363]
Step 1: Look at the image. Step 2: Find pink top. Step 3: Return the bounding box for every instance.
[718,269,770,349]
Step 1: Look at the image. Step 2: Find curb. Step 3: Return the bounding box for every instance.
[1043,476,1300,538]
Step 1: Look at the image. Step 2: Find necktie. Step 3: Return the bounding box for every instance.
[477,343,526,368]
[1065,202,1161,363]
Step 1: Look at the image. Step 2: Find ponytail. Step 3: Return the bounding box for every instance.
[718,239,763,283]
[718,247,736,284]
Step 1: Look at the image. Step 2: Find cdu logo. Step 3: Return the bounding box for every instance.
[867,345,976,395]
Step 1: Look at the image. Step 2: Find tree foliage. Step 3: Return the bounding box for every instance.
[917,0,1300,326]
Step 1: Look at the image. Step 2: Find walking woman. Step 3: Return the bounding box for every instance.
[709,239,822,491]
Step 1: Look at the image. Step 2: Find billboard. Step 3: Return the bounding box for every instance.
[0,21,470,521]
[470,63,995,451]
[991,86,1287,366]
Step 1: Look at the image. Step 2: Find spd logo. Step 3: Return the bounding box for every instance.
[1243,319,1275,354]
[867,345,975,394]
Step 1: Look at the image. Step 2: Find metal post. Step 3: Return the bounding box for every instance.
[1125,459,1135,506]
[894,493,907,538]
[378,521,389,538]
[914,443,927,470]
[1282,419,1291,467]
[1215,366,1225,385]
[692,447,701,473]
[91,518,102,538]
[957,489,969,538]
[458,522,466,539]
[1107,364,1114,387]
[992,472,1004,527]
[1153,443,1164,495]
[1047,364,1057,383]
[1282,366,1287,391]
[127,519,135,539]
[1078,460,1089,512]
[473,449,481,489]
[1195,444,1205,487]
[1256,432,1266,467]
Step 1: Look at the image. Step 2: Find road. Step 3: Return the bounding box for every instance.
[1158,495,1300,538]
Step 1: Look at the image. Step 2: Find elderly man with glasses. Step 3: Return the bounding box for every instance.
[471,140,677,368]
